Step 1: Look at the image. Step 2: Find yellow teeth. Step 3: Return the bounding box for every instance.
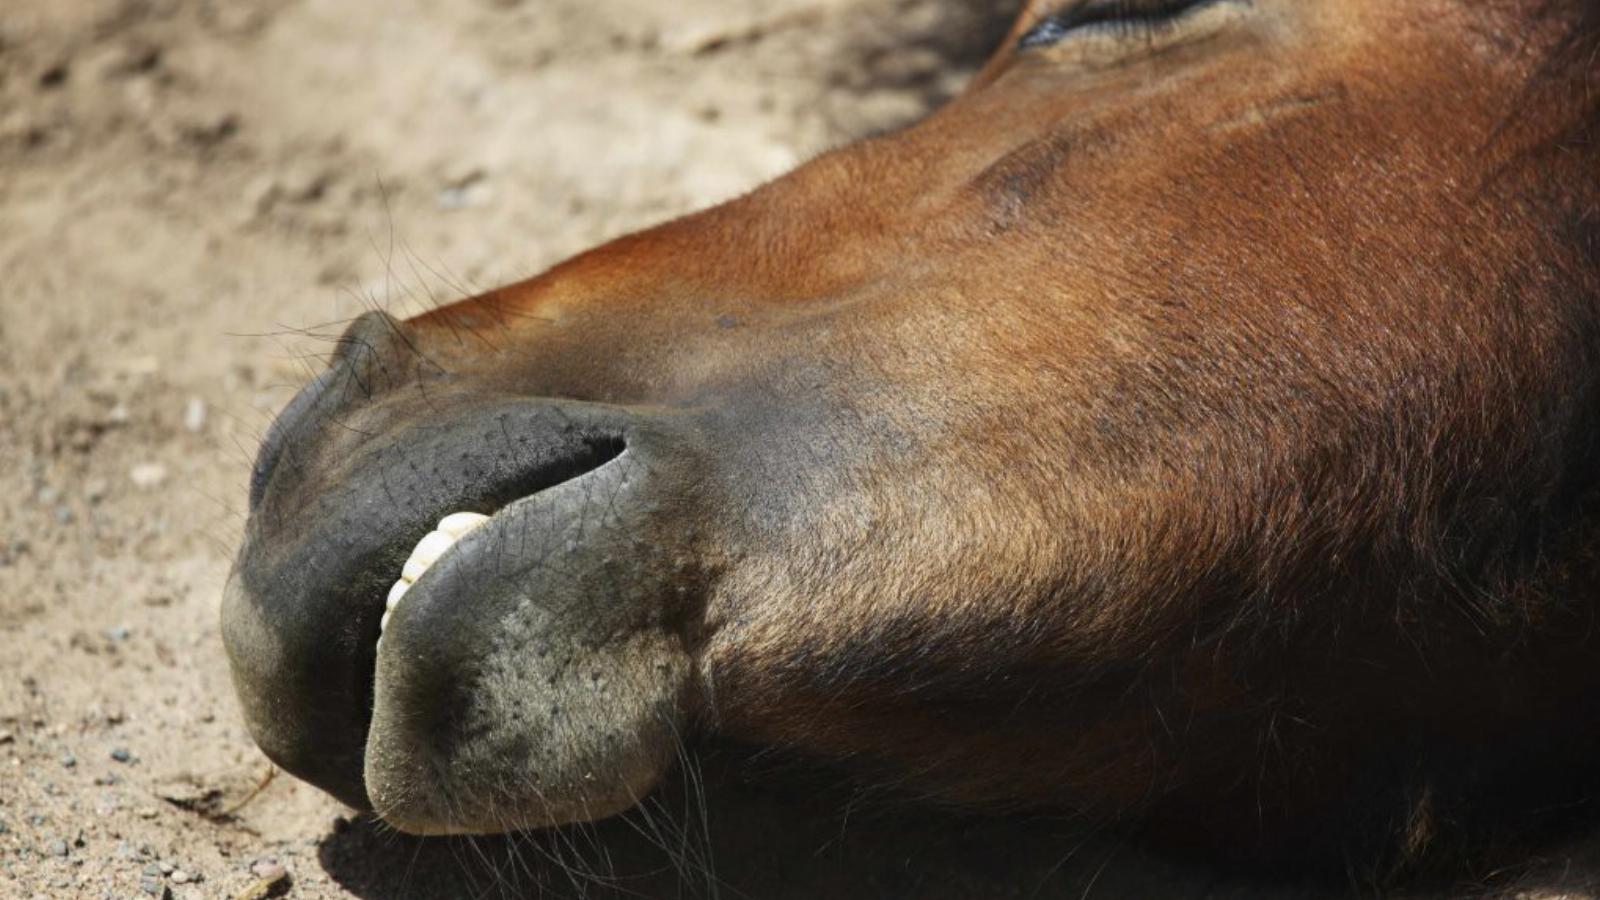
[438,512,491,537]
[378,511,492,643]
[385,579,409,612]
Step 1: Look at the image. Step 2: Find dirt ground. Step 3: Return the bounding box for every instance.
[4,1,1600,898]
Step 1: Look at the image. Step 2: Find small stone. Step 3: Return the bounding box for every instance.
[159,861,174,875]
[142,862,163,877]
[235,864,289,900]
[54,505,73,525]
[107,401,131,424]
[138,874,167,896]
[110,747,132,763]
[46,840,68,857]
[83,479,109,504]
[182,398,206,433]
[249,860,285,880]
[59,753,75,768]
[129,463,168,489]
[37,59,70,89]
[170,869,191,884]
[437,168,492,210]
[103,626,131,643]
[136,807,158,819]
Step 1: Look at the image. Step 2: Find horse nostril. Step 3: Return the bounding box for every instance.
[248,311,416,511]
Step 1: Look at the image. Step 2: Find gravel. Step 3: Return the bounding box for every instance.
[250,860,286,880]
[128,462,169,489]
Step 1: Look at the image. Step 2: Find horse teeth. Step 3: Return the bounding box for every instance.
[383,511,492,641]
[385,579,409,612]
[414,529,456,569]
[438,511,490,538]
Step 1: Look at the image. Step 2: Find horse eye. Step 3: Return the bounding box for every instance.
[1017,0,1223,48]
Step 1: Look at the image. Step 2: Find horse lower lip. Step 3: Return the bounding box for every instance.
[360,444,675,833]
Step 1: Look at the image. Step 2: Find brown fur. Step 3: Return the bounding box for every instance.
[436,0,1600,867]
[232,0,1600,881]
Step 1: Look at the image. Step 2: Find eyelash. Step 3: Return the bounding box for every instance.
[1017,0,1222,49]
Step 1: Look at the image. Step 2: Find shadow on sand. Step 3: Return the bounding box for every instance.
[316,746,1336,900]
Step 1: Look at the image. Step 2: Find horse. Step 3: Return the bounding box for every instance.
[223,0,1600,879]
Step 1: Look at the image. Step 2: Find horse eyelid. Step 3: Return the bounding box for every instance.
[1017,0,1228,50]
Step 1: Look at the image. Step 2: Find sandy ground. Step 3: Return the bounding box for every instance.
[5,1,1600,897]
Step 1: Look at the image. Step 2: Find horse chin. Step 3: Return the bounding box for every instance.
[362,620,690,835]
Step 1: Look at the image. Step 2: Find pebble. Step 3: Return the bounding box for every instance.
[142,862,163,877]
[183,398,206,433]
[249,860,285,880]
[46,839,68,857]
[235,864,289,900]
[129,463,168,489]
[84,479,109,504]
[104,626,131,643]
[170,869,192,884]
[110,747,132,763]
[138,874,166,897]
[59,753,76,768]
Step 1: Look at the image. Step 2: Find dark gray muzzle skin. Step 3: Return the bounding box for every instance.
[221,313,704,814]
